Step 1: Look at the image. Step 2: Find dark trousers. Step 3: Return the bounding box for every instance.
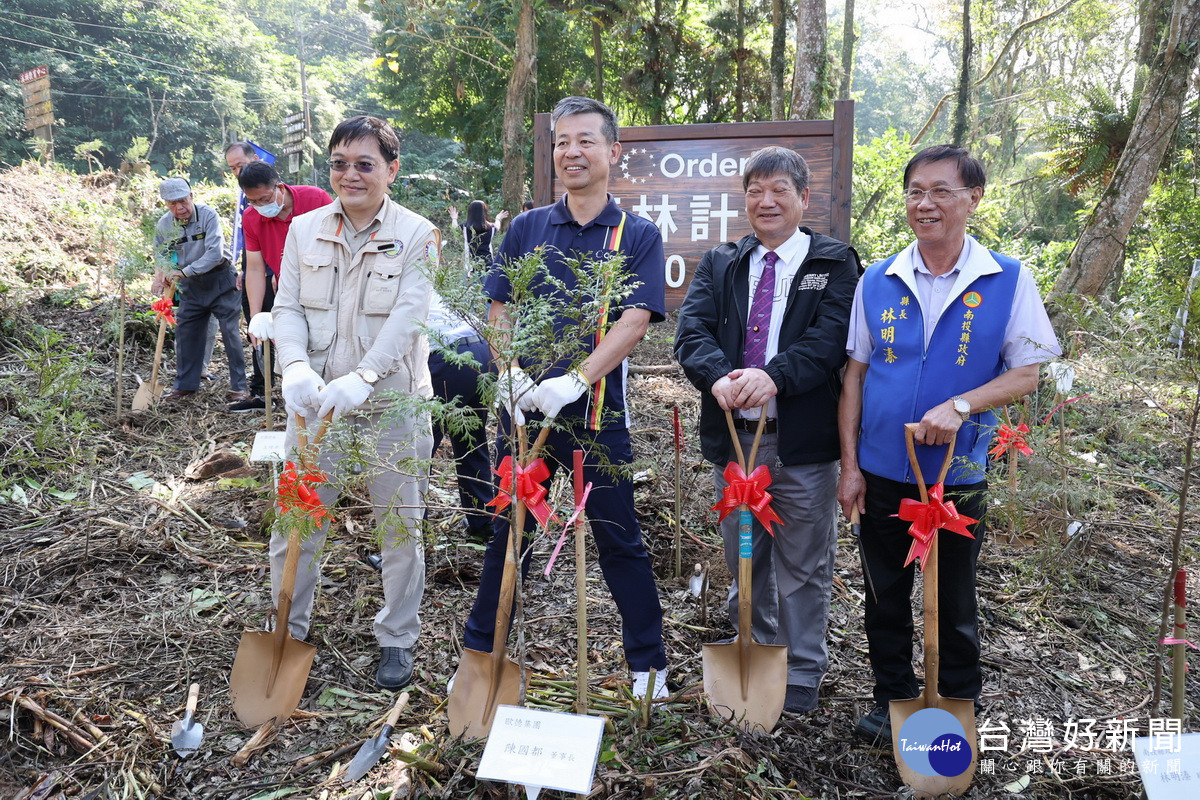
[463,422,667,671]
[242,275,276,397]
[175,286,246,392]
[428,336,492,538]
[860,470,987,705]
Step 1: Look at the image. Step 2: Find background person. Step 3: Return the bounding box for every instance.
[153,177,247,404]
[448,200,507,262]
[231,160,333,411]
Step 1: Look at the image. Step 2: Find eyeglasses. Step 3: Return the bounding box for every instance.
[903,186,973,204]
[327,159,379,173]
[245,186,279,206]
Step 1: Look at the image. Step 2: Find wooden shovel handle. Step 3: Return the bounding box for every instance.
[185,682,200,715]
[902,423,957,502]
[384,691,411,728]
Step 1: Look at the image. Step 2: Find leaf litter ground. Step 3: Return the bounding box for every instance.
[0,291,1195,800]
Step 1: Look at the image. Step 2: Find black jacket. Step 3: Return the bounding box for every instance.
[674,228,861,466]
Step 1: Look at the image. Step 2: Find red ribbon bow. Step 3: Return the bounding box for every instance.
[277,461,331,524]
[894,483,977,568]
[151,297,176,325]
[487,455,554,528]
[711,462,783,535]
[990,423,1033,459]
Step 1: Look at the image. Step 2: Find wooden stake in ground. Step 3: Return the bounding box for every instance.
[573,448,588,717]
[1172,569,1187,722]
[673,404,683,579]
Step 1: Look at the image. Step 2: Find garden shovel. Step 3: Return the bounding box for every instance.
[343,691,411,783]
[230,414,327,728]
[890,423,978,798]
[131,279,176,411]
[170,683,204,758]
[702,409,787,732]
[447,424,551,738]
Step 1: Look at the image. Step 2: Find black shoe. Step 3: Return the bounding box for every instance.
[854,704,892,743]
[228,395,266,413]
[376,646,414,689]
[784,684,819,714]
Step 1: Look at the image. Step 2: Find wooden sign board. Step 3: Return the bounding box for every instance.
[18,65,48,85]
[533,101,853,309]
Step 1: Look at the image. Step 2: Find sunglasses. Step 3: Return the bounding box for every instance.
[327,159,379,173]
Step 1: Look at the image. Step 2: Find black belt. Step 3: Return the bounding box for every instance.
[732,416,777,434]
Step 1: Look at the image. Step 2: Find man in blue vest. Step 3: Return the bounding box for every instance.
[458,96,670,701]
[675,146,859,715]
[837,145,1060,742]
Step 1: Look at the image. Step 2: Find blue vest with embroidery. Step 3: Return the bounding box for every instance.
[859,248,1021,485]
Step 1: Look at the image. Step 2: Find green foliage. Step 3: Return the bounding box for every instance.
[0,0,376,183]
[0,321,101,504]
[850,129,913,263]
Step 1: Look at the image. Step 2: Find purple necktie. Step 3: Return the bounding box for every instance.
[744,250,779,369]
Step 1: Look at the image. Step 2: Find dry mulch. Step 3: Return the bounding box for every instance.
[0,301,1192,799]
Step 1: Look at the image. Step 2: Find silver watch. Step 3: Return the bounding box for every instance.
[951,396,970,420]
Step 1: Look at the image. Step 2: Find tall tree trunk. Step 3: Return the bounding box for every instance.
[839,0,856,99]
[770,0,786,119]
[1050,0,1200,303]
[649,0,664,124]
[592,18,605,103]
[735,0,746,122]
[502,0,536,211]
[951,0,972,145]
[790,0,827,119]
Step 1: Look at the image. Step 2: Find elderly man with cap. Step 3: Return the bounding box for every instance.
[153,177,248,402]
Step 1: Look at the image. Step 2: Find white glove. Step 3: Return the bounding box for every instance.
[495,367,537,426]
[248,311,274,341]
[532,370,590,419]
[282,362,325,418]
[317,372,373,420]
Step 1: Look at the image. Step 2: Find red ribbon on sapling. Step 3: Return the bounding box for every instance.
[151,297,176,325]
[277,461,331,525]
[990,423,1033,459]
[894,482,978,568]
[711,462,784,535]
[487,455,554,528]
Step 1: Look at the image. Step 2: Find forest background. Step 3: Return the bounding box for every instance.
[3,1,1200,798]
[0,0,1197,318]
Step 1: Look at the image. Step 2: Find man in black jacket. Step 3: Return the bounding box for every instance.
[675,146,859,715]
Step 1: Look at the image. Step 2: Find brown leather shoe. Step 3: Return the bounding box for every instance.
[226,390,251,403]
[163,389,196,402]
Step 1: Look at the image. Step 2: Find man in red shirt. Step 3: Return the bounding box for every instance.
[231,160,333,411]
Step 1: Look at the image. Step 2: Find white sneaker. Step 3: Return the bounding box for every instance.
[632,669,669,700]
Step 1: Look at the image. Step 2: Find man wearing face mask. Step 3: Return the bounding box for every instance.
[232,160,333,412]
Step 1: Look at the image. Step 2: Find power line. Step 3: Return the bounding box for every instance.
[6,9,182,38]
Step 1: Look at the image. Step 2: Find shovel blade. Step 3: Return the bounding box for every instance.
[890,696,978,798]
[446,648,524,738]
[343,728,391,783]
[131,380,160,411]
[170,716,204,758]
[702,638,787,732]
[230,629,316,728]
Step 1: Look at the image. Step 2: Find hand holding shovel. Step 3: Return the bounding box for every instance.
[131,278,177,411]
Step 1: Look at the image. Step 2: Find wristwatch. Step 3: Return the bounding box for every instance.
[950,396,971,420]
[355,368,380,386]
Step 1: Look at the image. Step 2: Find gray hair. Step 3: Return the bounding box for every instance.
[551,96,619,145]
[743,146,811,194]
